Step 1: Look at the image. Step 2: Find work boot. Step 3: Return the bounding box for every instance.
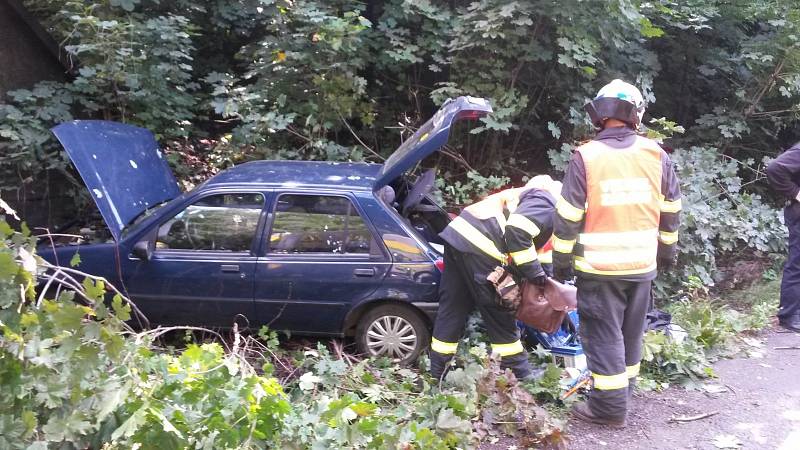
[570,402,627,428]
[429,352,453,381]
[779,315,800,333]
[627,379,637,400]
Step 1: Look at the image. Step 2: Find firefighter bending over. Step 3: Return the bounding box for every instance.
[552,79,681,427]
[429,175,562,381]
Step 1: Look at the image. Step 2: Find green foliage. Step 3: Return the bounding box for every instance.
[2,0,197,190]
[113,343,290,448]
[0,218,290,448]
[3,1,798,445]
[0,214,566,448]
[4,1,795,289]
[651,147,785,295]
[435,170,511,207]
[640,330,713,389]
[641,275,778,388]
[278,345,477,449]
[272,323,565,448]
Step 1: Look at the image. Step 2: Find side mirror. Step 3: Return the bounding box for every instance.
[132,239,153,261]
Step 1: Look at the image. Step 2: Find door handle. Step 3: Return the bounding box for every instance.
[353,268,376,277]
[221,264,240,273]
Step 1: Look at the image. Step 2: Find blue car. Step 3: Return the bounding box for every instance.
[38,96,492,363]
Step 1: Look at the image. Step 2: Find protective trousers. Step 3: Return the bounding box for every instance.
[780,203,800,321]
[430,244,531,380]
[577,277,651,420]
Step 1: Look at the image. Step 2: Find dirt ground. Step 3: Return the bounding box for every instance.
[564,328,800,450]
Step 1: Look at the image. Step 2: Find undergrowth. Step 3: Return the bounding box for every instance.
[0,208,782,448]
[639,275,779,390]
[0,218,568,449]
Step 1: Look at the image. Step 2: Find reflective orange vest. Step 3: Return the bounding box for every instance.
[574,136,662,276]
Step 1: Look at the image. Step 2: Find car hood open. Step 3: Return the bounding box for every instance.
[52,120,181,241]
[373,96,492,189]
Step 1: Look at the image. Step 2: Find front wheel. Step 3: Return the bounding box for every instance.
[356,304,430,365]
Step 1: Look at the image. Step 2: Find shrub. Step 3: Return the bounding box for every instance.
[0,218,290,448]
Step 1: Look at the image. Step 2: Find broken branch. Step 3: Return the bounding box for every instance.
[668,411,719,423]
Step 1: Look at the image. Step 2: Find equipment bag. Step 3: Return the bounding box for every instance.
[487,267,577,334]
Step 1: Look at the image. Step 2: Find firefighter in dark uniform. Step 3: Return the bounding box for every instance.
[552,79,682,427]
[766,143,800,332]
[430,175,562,381]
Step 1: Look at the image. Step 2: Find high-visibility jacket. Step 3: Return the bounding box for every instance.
[553,129,682,278]
[439,187,556,281]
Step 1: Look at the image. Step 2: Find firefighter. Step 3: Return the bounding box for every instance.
[552,79,681,427]
[766,143,800,332]
[430,175,562,381]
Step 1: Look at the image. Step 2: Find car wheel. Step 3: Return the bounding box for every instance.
[356,304,430,365]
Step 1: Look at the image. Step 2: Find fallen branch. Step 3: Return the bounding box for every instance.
[668,411,719,423]
[774,346,800,350]
[39,261,149,328]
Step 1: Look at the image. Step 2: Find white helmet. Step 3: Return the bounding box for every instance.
[525,175,562,199]
[585,79,645,128]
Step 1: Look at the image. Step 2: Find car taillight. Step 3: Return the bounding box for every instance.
[435,258,445,272]
[458,110,485,120]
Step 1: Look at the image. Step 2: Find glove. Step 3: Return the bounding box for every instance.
[530,273,547,287]
[553,265,574,283]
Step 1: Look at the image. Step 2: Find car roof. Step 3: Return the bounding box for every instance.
[203,160,383,191]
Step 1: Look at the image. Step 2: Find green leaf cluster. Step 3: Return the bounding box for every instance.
[4,2,799,277]
[0,220,290,449]
[641,276,778,389]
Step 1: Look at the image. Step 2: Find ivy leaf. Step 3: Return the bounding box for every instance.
[69,252,81,268]
[0,220,13,238]
[21,410,37,434]
[639,18,665,38]
[150,407,184,439]
[0,252,18,278]
[350,402,377,417]
[51,303,91,331]
[112,295,131,321]
[82,277,105,302]
[111,406,148,440]
[547,121,561,139]
[299,372,321,391]
[435,408,471,434]
[109,0,138,12]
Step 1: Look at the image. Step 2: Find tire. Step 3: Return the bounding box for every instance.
[356,303,431,365]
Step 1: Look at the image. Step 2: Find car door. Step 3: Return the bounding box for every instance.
[254,192,390,334]
[125,191,267,328]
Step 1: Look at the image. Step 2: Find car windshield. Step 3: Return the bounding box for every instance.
[121,200,172,238]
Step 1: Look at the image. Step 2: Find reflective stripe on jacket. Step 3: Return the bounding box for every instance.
[439,187,555,280]
[575,136,662,275]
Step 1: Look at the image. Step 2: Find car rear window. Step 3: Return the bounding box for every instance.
[269,194,378,255]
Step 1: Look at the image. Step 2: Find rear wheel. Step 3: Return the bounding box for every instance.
[356,304,430,365]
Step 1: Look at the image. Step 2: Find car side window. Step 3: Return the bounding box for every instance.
[269,194,377,255]
[156,193,264,252]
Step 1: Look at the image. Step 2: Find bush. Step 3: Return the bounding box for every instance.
[0,219,290,448]
[654,147,785,295]
[640,275,778,389]
[0,213,567,448]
